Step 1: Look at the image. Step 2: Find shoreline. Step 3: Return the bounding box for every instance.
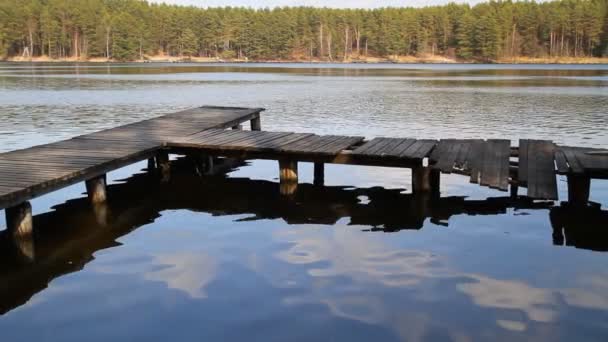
[4,55,608,65]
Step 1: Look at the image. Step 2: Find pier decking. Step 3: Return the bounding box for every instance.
[1,105,607,241]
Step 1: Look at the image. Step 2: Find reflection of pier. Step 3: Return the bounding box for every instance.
[1,158,606,316]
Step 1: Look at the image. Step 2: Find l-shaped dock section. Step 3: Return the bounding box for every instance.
[1,106,607,241]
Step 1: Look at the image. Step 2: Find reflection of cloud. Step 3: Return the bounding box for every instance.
[496,320,527,332]
[272,225,608,336]
[276,228,445,288]
[457,275,558,323]
[145,252,217,299]
[561,275,608,310]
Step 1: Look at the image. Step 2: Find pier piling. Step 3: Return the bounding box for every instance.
[314,162,325,186]
[86,175,107,204]
[6,201,33,239]
[251,116,262,131]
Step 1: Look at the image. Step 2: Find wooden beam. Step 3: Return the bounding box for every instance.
[314,162,325,186]
[6,201,33,239]
[232,125,243,130]
[85,175,107,204]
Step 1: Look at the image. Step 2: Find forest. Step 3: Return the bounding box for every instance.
[0,0,607,62]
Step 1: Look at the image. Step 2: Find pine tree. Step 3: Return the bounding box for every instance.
[456,10,475,59]
[179,28,198,57]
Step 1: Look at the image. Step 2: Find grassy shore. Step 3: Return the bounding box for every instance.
[5,54,608,64]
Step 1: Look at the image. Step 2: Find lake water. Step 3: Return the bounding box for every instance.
[0,63,607,341]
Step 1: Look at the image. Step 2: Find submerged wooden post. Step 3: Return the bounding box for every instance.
[412,166,438,194]
[85,175,107,204]
[6,201,33,239]
[251,116,262,131]
[567,174,591,205]
[279,159,298,195]
[313,162,325,186]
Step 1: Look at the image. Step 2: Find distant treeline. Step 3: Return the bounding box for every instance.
[1,0,607,61]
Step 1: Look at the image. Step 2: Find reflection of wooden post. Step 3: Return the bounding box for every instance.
[410,192,431,227]
[204,155,214,175]
[279,160,298,195]
[251,116,261,131]
[92,202,110,227]
[314,162,325,186]
[280,182,298,196]
[86,175,107,204]
[13,235,35,262]
[567,174,590,205]
[6,201,33,239]
[157,151,170,181]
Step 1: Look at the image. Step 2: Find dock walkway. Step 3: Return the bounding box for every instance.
[1,106,607,240]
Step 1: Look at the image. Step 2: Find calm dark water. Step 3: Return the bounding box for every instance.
[0,63,607,341]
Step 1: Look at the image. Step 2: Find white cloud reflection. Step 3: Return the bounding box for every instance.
[272,225,608,336]
[145,252,217,299]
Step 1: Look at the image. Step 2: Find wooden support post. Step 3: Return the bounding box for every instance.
[412,166,434,193]
[85,175,107,204]
[251,116,262,131]
[6,201,33,239]
[430,169,440,197]
[510,184,519,198]
[279,160,298,195]
[157,151,170,181]
[567,174,591,205]
[279,160,298,183]
[314,162,325,186]
[232,124,243,130]
[147,157,156,170]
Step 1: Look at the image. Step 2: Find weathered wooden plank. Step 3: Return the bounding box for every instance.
[519,140,530,183]
[259,133,313,149]
[352,138,386,155]
[528,141,557,200]
[386,139,416,157]
[279,135,325,152]
[561,147,585,174]
[407,140,437,160]
[374,138,407,156]
[554,149,569,174]
[317,136,364,154]
[432,140,461,173]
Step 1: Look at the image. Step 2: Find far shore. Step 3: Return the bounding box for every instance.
[4,54,608,64]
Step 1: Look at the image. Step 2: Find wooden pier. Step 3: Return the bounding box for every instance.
[1,106,607,241]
